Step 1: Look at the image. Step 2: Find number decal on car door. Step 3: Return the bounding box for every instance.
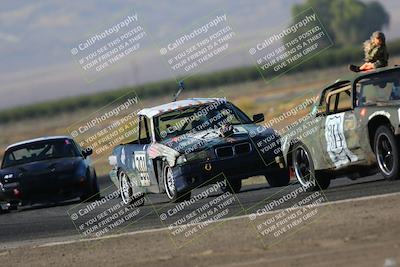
[325,113,358,168]
[134,151,151,186]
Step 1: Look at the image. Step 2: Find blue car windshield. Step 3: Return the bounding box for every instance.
[154,101,252,141]
[2,139,80,168]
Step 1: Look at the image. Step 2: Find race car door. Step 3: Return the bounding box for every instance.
[320,85,363,169]
[129,115,155,188]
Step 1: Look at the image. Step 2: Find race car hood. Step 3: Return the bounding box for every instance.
[160,124,276,154]
[0,157,82,183]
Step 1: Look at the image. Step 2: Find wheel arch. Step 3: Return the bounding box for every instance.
[286,141,297,169]
[116,166,133,188]
[367,115,393,152]
[115,167,123,189]
[287,140,321,171]
[154,158,166,192]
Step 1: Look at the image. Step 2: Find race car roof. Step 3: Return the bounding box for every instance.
[6,136,72,150]
[324,65,400,89]
[138,98,226,118]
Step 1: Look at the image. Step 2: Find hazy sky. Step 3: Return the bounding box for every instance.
[0,0,398,109]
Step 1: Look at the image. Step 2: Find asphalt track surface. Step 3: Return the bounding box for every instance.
[1,173,400,248]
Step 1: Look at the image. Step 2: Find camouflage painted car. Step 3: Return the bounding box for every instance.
[282,66,400,190]
[108,98,289,203]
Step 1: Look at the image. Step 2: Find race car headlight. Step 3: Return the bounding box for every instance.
[176,151,210,165]
[3,174,13,179]
[108,155,117,166]
[176,155,187,165]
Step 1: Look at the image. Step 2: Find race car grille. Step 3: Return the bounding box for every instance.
[234,143,251,155]
[215,142,251,158]
[215,146,234,158]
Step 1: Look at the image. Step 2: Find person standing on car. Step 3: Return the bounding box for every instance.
[349,31,389,72]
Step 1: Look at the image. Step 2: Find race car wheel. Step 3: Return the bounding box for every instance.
[374,125,400,180]
[120,171,133,204]
[8,203,19,211]
[292,143,330,191]
[0,204,11,214]
[221,179,242,194]
[118,170,144,206]
[265,168,290,187]
[163,163,191,202]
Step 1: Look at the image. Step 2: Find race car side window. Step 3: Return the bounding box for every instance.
[337,90,352,111]
[326,86,352,114]
[138,116,151,144]
[317,81,351,116]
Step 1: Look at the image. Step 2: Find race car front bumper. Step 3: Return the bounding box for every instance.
[172,150,284,194]
[0,182,21,208]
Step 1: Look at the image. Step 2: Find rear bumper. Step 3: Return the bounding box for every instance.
[173,151,284,194]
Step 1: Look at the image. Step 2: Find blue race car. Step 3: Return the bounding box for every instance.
[108,98,289,203]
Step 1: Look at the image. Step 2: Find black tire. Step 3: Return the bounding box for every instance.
[9,203,19,210]
[81,172,101,202]
[0,205,10,214]
[292,143,330,191]
[221,179,242,194]
[118,170,145,206]
[1,202,19,213]
[162,162,191,202]
[265,168,290,187]
[374,125,400,180]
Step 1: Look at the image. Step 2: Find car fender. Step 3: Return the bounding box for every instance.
[148,143,180,167]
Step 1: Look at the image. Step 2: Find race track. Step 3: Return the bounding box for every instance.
[1,173,400,249]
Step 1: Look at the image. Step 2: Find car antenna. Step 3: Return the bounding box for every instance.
[173,81,184,102]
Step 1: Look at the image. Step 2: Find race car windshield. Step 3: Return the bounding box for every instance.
[154,102,252,140]
[356,69,400,106]
[2,139,80,168]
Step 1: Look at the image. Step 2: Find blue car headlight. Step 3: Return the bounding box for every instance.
[3,174,13,179]
[176,150,211,165]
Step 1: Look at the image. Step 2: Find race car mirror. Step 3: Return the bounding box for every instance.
[252,113,264,123]
[82,147,93,158]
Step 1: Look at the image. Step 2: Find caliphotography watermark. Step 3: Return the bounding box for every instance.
[68,182,150,238]
[150,174,245,248]
[247,94,321,161]
[157,97,232,148]
[247,183,330,247]
[248,7,333,83]
[158,12,236,80]
[67,90,142,162]
[151,90,246,160]
[70,10,148,82]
